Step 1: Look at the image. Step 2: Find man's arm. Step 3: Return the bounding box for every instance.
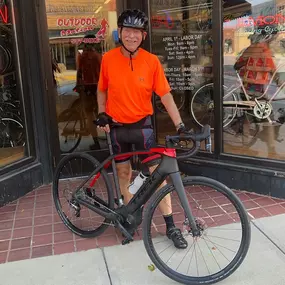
[153,57,184,131]
[160,93,183,131]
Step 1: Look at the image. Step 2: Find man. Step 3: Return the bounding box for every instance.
[96,9,187,249]
[76,34,102,150]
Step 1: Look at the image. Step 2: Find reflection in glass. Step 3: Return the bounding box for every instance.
[222,0,285,160]
[0,0,27,168]
[150,0,213,150]
[46,0,118,153]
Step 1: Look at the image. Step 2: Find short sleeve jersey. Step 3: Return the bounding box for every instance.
[98,47,171,123]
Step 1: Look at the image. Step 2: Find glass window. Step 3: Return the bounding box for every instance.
[0,0,28,168]
[223,0,285,160]
[150,0,213,150]
[45,0,118,153]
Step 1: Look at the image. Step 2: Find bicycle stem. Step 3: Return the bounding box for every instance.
[106,132,124,207]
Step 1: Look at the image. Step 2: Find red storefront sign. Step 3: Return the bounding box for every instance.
[238,14,285,27]
[0,5,8,24]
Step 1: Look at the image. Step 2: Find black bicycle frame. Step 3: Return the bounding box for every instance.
[74,152,199,234]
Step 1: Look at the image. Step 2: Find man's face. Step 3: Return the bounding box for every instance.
[119,27,146,52]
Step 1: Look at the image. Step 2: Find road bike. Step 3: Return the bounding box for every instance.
[191,62,285,128]
[57,86,99,153]
[53,123,251,285]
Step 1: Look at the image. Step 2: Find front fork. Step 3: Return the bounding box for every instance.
[169,172,199,236]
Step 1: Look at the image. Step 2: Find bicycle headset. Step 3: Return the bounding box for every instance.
[117,9,148,71]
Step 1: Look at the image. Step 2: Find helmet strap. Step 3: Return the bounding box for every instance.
[119,28,144,71]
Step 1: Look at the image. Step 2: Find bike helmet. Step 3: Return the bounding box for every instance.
[117,9,148,31]
[117,9,148,71]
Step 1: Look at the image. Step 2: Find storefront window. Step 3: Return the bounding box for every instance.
[150,0,213,149]
[0,0,28,168]
[223,0,285,160]
[45,0,118,153]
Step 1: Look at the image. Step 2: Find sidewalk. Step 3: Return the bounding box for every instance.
[0,214,284,285]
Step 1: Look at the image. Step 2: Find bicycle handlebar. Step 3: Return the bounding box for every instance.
[165,125,211,160]
[96,117,211,160]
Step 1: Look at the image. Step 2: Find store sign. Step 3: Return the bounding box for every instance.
[0,5,8,24]
[238,14,285,27]
[152,15,174,29]
[70,18,109,45]
[57,17,98,27]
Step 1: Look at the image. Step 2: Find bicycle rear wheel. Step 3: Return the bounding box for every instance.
[190,84,237,129]
[143,176,251,285]
[53,152,114,238]
[155,92,185,113]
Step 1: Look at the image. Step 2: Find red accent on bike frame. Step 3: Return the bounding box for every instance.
[113,148,176,161]
[150,148,176,157]
[89,148,176,187]
[141,154,161,164]
[89,161,111,187]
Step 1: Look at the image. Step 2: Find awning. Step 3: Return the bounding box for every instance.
[224,0,252,21]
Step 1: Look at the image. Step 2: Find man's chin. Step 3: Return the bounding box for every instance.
[123,45,139,53]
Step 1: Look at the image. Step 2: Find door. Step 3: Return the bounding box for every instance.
[44,0,124,163]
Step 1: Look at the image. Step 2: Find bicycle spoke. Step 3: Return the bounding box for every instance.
[158,242,175,256]
[202,235,221,270]
[187,240,197,274]
[202,235,236,256]
[205,234,241,242]
[197,239,211,275]
[176,240,195,271]
[165,247,179,265]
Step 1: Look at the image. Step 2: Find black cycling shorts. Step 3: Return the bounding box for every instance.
[110,116,161,166]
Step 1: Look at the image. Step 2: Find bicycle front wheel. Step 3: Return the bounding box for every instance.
[143,176,251,285]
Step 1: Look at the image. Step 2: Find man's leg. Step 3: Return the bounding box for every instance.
[116,161,133,204]
[148,163,187,249]
[135,123,188,249]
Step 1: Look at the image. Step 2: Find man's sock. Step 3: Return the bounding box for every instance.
[163,214,175,230]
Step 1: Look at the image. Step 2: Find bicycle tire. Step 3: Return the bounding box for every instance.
[57,109,82,153]
[0,117,24,147]
[53,152,114,238]
[190,83,237,129]
[224,111,259,148]
[155,93,185,114]
[142,176,251,285]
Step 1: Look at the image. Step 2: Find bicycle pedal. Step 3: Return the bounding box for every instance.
[122,238,133,245]
[116,221,134,242]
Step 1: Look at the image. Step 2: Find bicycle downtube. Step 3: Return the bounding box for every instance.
[169,172,199,234]
[106,132,124,207]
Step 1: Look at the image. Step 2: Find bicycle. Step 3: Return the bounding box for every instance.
[155,92,185,114]
[190,62,285,146]
[191,62,285,127]
[57,85,99,153]
[53,123,251,285]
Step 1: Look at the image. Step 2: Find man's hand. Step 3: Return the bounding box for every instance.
[95,112,111,133]
[176,122,187,134]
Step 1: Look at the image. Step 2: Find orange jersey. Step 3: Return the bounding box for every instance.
[98,47,171,123]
